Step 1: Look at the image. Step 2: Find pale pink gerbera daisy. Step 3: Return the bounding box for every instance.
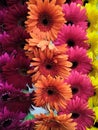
[66,71,94,100]
[67,46,92,74]
[63,2,87,30]
[59,97,95,130]
[54,25,88,49]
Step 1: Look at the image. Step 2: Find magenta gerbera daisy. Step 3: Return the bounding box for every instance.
[66,71,94,100]
[4,4,27,32]
[59,97,95,130]
[63,2,87,30]
[67,46,92,74]
[20,120,35,130]
[0,81,32,113]
[2,52,32,90]
[54,25,88,49]
[0,107,26,130]
[64,0,83,4]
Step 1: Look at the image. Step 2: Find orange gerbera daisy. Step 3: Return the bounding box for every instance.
[34,75,72,111]
[28,0,66,6]
[27,47,72,82]
[26,0,65,40]
[35,111,76,130]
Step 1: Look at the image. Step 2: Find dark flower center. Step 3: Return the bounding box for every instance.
[18,17,26,27]
[72,87,78,94]
[42,18,49,26]
[46,64,52,69]
[47,89,54,95]
[94,122,98,128]
[0,0,7,7]
[87,21,90,27]
[71,112,80,119]
[2,93,10,101]
[0,23,6,33]
[19,68,27,75]
[67,40,75,47]
[66,21,73,25]
[3,119,12,128]
[64,0,71,4]
[83,0,89,6]
[72,61,78,69]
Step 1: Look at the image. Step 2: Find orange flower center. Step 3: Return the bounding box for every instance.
[45,63,52,70]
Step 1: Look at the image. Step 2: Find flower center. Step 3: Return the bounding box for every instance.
[87,21,90,27]
[0,0,7,7]
[2,93,10,101]
[72,87,78,94]
[18,17,26,28]
[19,68,27,75]
[67,40,75,47]
[3,119,12,128]
[64,0,71,4]
[42,18,49,26]
[47,89,54,95]
[46,64,52,70]
[0,23,6,33]
[66,21,73,25]
[71,112,80,119]
[83,0,89,6]
[71,61,78,69]
[94,122,98,128]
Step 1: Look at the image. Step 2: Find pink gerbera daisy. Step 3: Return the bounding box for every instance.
[0,107,26,130]
[54,25,88,49]
[0,81,32,113]
[63,2,87,30]
[59,97,95,130]
[66,71,94,100]
[67,46,92,74]
[64,0,83,4]
[4,4,27,32]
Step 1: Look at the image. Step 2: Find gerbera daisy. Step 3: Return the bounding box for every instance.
[27,47,72,82]
[35,111,76,130]
[0,10,7,33]
[2,52,32,90]
[85,3,98,32]
[59,97,95,130]
[64,0,83,4]
[0,81,32,113]
[28,0,66,6]
[87,31,98,60]
[7,0,28,6]
[54,25,88,49]
[34,75,72,111]
[66,71,94,100]
[4,4,28,32]
[67,46,92,74]
[0,107,26,130]
[20,120,35,130]
[26,0,65,40]
[63,2,87,30]
[25,32,56,51]
[6,27,30,50]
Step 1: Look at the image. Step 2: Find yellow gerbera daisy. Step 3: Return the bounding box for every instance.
[85,3,98,32]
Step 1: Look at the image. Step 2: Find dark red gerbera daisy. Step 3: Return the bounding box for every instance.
[4,4,28,32]
[0,107,26,130]
[2,52,32,90]
[7,0,28,6]
[0,81,32,113]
